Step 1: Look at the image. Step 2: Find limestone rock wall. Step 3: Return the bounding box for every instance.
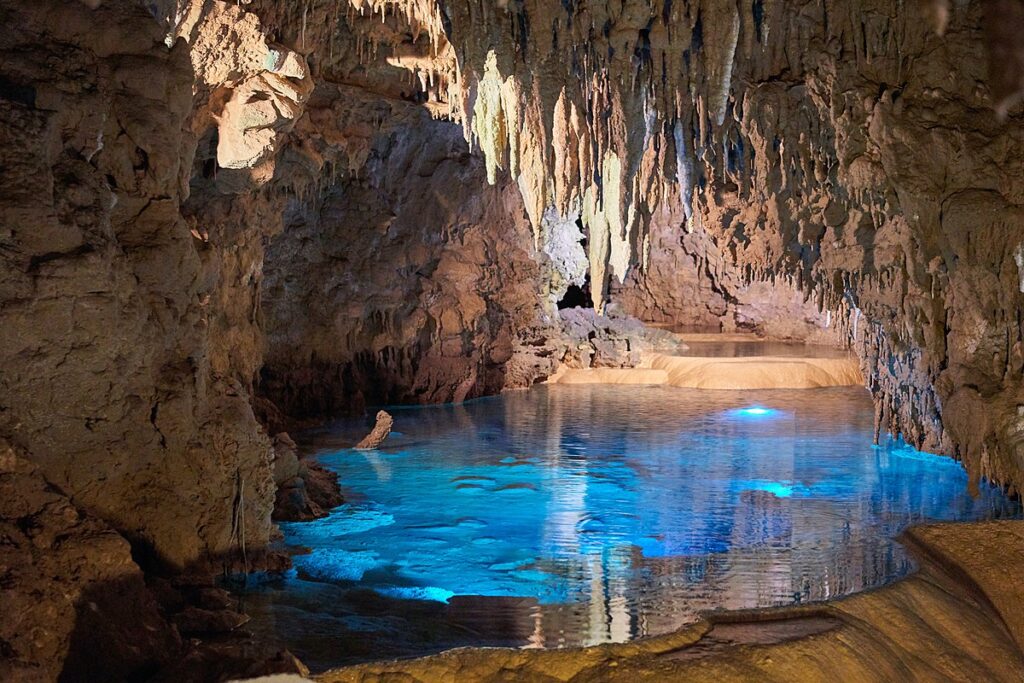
[258,85,557,416]
[610,205,841,344]
[0,0,279,573]
[0,1,329,676]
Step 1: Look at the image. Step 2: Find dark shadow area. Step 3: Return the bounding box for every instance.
[235,577,543,672]
[558,276,594,310]
[57,576,178,683]
[55,555,308,682]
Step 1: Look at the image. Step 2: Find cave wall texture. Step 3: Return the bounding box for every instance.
[257,87,558,416]
[1,0,1024,678]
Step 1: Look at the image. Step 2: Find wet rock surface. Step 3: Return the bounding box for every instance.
[273,432,343,522]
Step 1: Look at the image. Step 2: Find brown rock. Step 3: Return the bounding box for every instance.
[172,606,251,635]
[355,411,395,450]
[0,443,179,682]
[272,432,301,485]
[273,461,343,523]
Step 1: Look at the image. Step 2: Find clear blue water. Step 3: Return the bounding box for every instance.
[244,384,1020,666]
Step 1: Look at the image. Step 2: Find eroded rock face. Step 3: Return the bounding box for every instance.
[355,411,394,450]
[0,0,276,573]
[272,432,343,521]
[258,88,560,416]
[0,442,178,682]
[612,207,841,344]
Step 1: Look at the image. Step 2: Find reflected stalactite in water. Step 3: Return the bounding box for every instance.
[247,384,1021,669]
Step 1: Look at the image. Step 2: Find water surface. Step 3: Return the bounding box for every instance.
[241,384,1019,669]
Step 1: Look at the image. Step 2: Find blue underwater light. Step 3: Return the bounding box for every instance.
[728,405,779,418]
[275,386,1021,633]
[749,481,795,497]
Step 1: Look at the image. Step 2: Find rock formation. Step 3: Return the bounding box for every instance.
[550,353,864,390]
[256,87,560,415]
[0,441,177,682]
[355,411,394,450]
[0,0,280,575]
[272,432,343,521]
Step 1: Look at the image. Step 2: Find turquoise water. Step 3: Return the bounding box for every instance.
[244,384,1020,666]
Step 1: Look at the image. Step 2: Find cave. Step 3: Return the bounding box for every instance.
[3,0,1024,681]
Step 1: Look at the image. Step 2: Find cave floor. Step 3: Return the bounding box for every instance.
[318,519,1024,682]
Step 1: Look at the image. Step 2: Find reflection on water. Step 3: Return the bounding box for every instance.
[677,340,850,358]
[241,384,1020,669]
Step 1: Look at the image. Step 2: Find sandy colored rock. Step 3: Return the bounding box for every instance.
[257,86,562,416]
[355,411,395,450]
[547,353,862,389]
[643,353,865,390]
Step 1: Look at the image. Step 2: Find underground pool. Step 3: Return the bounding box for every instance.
[239,383,1021,670]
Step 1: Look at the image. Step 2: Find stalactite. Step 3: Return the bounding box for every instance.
[295,0,1024,494]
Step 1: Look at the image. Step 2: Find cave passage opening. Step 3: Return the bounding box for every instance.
[557,277,594,309]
